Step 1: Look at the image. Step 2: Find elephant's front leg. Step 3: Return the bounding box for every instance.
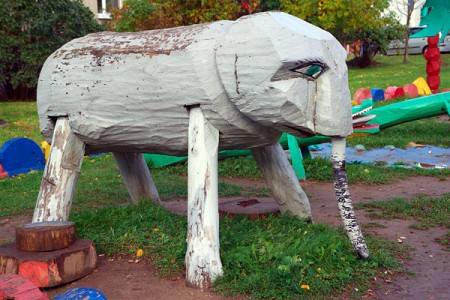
[33,117,85,222]
[331,137,369,259]
[185,106,223,289]
[251,142,312,220]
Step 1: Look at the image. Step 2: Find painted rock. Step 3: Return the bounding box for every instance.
[403,84,418,98]
[0,138,45,177]
[353,88,372,104]
[370,88,384,102]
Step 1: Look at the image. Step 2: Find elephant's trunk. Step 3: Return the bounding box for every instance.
[331,137,370,259]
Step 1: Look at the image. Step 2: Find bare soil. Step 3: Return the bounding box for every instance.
[1,176,449,300]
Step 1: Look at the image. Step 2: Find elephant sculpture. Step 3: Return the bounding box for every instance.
[34,12,369,289]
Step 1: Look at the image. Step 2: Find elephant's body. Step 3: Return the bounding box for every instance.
[34,12,368,290]
[38,12,351,155]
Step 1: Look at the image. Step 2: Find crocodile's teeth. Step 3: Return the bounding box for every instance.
[352,106,373,118]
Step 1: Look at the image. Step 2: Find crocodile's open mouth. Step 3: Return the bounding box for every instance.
[351,99,379,135]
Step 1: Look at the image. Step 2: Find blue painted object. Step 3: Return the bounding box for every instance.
[55,288,107,300]
[370,88,385,102]
[0,137,45,176]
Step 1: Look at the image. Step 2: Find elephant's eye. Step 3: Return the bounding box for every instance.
[270,60,328,82]
[290,62,327,80]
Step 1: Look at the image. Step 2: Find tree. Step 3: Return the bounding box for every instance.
[279,0,404,67]
[391,0,426,63]
[0,0,104,100]
[108,0,260,32]
[261,0,280,11]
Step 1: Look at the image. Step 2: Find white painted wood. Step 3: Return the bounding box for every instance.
[33,12,366,287]
[185,106,222,289]
[112,152,160,204]
[331,137,369,259]
[251,143,312,219]
[33,117,85,222]
[37,11,351,157]
[215,12,352,137]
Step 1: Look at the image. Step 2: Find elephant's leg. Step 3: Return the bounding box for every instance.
[251,142,312,220]
[331,137,369,259]
[113,152,161,204]
[185,106,223,289]
[33,117,85,222]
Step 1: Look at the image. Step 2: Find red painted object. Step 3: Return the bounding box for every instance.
[424,34,441,93]
[385,86,404,99]
[0,273,49,300]
[353,88,372,104]
[403,84,418,98]
[0,164,7,178]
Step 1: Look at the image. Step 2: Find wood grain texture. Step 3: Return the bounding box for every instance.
[113,152,161,204]
[15,221,75,252]
[331,137,369,259]
[185,107,222,289]
[251,143,312,219]
[32,118,85,222]
[0,239,97,288]
[0,273,49,300]
[37,12,352,156]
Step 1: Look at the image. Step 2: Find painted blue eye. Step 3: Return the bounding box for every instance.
[270,61,328,82]
[290,63,325,79]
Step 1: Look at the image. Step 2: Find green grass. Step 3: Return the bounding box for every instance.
[348,116,450,149]
[0,154,265,218]
[71,202,404,299]
[347,53,450,95]
[355,194,450,230]
[0,102,42,143]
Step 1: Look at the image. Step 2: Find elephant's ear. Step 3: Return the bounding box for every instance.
[215,13,281,100]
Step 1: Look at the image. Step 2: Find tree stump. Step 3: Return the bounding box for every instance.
[0,239,97,288]
[15,221,76,252]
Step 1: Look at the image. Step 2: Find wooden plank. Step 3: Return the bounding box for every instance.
[15,221,75,252]
[0,273,49,300]
[32,117,85,222]
[112,152,161,204]
[185,107,222,289]
[251,142,312,220]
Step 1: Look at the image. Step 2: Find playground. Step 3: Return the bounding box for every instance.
[1,54,449,298]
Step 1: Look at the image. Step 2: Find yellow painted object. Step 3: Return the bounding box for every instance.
[413,77,432,96]
[41,141,51,161]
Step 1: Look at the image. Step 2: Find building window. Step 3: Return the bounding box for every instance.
[97,0,122,19]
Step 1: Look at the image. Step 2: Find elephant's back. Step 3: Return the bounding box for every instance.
[37,22,239,155]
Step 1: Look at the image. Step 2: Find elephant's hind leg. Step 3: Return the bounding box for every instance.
[113,152,161,204]
[33,117,85,222]
[251,142,312,220]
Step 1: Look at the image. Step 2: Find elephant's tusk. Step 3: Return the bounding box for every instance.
[331,137,370,259]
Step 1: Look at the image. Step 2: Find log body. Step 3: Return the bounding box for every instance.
[37,12,352,156]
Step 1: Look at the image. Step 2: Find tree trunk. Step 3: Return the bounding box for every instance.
[113,152,161,204]
[185,106,223,289]
[15,221,76,252]
[331,137,369,259]
[32,117,85,222]
[251,142,312,220]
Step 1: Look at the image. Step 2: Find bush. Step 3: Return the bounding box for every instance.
[0,0,104,100]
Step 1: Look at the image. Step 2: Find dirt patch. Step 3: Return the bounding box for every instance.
[1,176,449,299]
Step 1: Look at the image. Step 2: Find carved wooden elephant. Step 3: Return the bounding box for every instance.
[34,12,369,289]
